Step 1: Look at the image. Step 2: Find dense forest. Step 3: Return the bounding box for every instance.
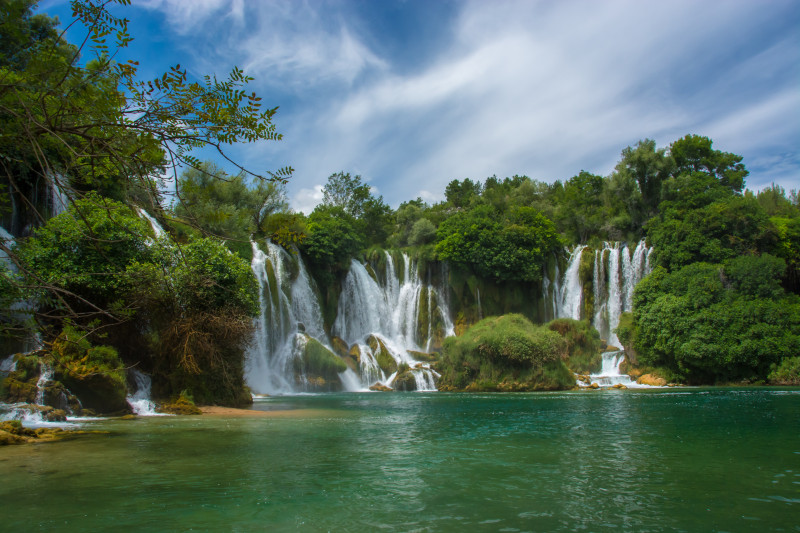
[1,1,799,417]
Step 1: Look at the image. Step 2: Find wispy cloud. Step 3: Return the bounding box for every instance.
[135,0,800,208]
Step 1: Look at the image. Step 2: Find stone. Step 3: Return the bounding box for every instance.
[331,336,350,358]
[369,383,393,392]
[612,383,628,390]
[392,370,417,392]
[589,383,600,389]
[348,344,362,364]
[637,374,667,387]
[44,409,67,422]
[406,350,437,362]
[157,397,201,415]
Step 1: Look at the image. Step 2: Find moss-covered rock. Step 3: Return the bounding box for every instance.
[1,353,42,404]
[50,328,131,415]
[369,383,393,392]
[294,335,347,391]
[158,392,201,415]
[348,344,362,364]
[331,336,350,358]
[547,318,604,374]
[393,370,417,391]
[437,314,575,391]
[407,350,437,362]
[367,335,398,375]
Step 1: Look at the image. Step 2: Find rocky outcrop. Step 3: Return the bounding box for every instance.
[392,370,417,391]
[294,335,347,391]
[368,335,397,375]
[637,374,667,387]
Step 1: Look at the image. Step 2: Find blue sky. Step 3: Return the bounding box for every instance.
[40,0,799,212]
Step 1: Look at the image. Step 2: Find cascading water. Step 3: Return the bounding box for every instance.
[332,252,453,391]
[126,369,165,416]
[136,208,165,238]
[560,245,586,320]
[581,351,660,388]
[556,240,651,347]
[247,241,311,394]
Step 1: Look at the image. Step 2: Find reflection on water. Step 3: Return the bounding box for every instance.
[0,389,798,531]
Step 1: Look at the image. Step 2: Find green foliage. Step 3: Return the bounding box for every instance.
[552,171,608,243]
[615,312,635,350]
[547,318,603,374]
[768,356,800,385]
[724,254,785,299]
[647,195,776,271]
[300,205,366,285]
[670,134,748,193]
[632,263,800,383]
[437,314,573,391]
[16,193,153,324]
[444,178,482,208]
[173,161,289,254]
[436,205,561,282]
[408,218,437,246]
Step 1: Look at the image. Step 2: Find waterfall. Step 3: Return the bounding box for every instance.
[246,241,303,394]
[245,244,455,393]
[556,240,652,347]
[137,208,165,238]
[560,245,586,320]
[126,369,165,416]
[50,176,69,217]
[0,226,14,272]
[581,351,661,388]
[35,362,53,406]
[333,253,454,391]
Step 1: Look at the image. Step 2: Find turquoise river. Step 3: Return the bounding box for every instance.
[1,389,799,531]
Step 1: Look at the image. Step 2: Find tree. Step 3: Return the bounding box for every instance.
[631,262,800,383]
[444,178,482,209]
[321,172,372,218]
[173,161,289,255]
[436,204,561,282]
[1,0,290,331]
[300,205,365,285]
[670,134,748,193]
[613,139,674,220]
[552,171,607,243]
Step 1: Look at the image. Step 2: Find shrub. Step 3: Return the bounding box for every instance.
[437,314,573,391]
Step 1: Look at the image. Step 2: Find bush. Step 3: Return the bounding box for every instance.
[547,318,604,373]
[437,314,573,391]
[632,262,800,383]
[768,357,800,385]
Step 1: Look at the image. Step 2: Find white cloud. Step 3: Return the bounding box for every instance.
[135,0,799,206]
[292,185,324,214]
[138,0,244,29]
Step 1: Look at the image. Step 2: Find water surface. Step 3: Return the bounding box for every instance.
[1,389,798,531]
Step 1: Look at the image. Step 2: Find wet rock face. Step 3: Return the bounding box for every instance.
[392,370,417,392]
[58,369,131,415]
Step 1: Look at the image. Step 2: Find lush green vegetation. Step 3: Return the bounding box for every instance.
[1,0,799,410]
[437,314,574,391]
[0,0,276,406]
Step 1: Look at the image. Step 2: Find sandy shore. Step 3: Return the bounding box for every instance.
[199,406,334,418]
